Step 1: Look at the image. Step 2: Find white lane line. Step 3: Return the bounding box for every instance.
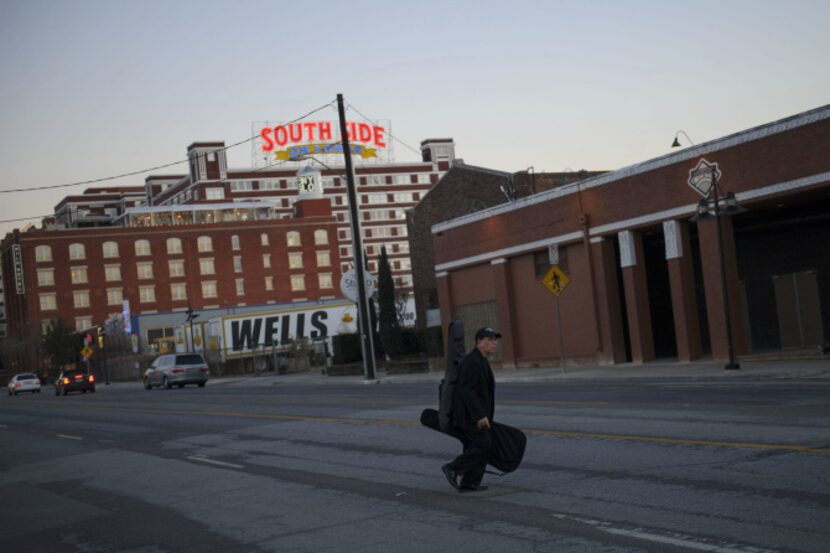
[57,434,83,440]
[0,424,9,429]
[186,456,243,469]
[552,514,777,553]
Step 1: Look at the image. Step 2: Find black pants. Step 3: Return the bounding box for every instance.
[447,427,493,487]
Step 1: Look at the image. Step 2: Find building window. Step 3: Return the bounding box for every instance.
[235,278,245,296]
[39,293,57,311]
[167,237,183,254]
[318,273,333,289]
[75,317,92,331]
[398,258,411,271]
[102,241,119,258]
[136,262,154,280]
[105,264,121,282]
[37,268,55,287]
[231,235,241,251]
[288,252,304,269]
[314,229,329,245]
[139,285,156,303]
[316,250,331,267]
[199,258,216,275]
[107,288,123,306]
[35,245,52,262]
[366,193,386,204]
[201,281,218,299]
[135,239,151,256]
[71,266,88,284]
[260,180,279,190]
[73,290,90,308]
[231,180,253,191]
[417,173,431,184]
[290,275,305,291]
[69,243,86,260]
[205,188,225,200]
[168,259,185,277]
[286,231,301,247]
[261,232,270,246]
[399,275,413,287]
[262,253,271,268]
[398,242,410,254]
[233,256,242,273]
[265,276,274,291]
[197,236,213,252]
[392,174,409,185]
[170,283,187,301]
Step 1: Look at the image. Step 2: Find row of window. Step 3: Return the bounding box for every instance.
[33,230,329,262]
[39,273,335,314]
[36,251,333,287]
[228,174,432,191]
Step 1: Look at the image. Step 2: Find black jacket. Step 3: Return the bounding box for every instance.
[451,347,495,430]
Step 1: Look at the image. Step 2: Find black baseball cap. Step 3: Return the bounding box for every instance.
[474,327,502,341]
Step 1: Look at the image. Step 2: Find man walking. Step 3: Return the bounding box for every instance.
[442,327,500,492]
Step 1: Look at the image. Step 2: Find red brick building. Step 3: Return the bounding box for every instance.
[1,134,456,362]
[432,105,830,366]
[1,199,340,338]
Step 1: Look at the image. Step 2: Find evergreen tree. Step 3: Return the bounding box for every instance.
[377,246,402,358]
[42,318,80,368]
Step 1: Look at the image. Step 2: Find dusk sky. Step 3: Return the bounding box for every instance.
[1,0,828,236]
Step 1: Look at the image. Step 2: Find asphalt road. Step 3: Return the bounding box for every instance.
[1,377,829,553]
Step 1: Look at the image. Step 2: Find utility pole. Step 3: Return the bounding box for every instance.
[337,93,376,380]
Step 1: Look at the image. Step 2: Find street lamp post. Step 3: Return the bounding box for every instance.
[689,164,746,371]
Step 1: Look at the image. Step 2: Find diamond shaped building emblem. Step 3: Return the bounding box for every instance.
[688,158,722,198]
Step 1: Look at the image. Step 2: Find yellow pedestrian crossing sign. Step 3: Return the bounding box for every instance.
[542,265,571,297]
[80,346,94,359]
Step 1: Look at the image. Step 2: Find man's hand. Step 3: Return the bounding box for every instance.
[477,417,491,429]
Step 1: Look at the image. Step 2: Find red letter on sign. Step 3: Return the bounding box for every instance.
[260,128,274,152]
[358,123,372,143]
[372,125,386,148]
[319,121,333,141]
[274,125,288,147]
[304,122,317,141]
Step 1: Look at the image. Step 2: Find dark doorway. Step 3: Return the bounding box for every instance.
[643,230,678,359]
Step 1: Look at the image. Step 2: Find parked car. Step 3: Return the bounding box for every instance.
[7,373,41,396]
[144,353,209,389]
[55,369,96,396]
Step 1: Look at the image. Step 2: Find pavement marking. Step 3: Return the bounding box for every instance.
[56,434,83,440]
[0,424,8,429]
[34,403,830,455]
[552,513,778,553]
[187,456,244,469]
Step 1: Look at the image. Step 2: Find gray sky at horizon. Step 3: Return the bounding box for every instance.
[1,0,829,236]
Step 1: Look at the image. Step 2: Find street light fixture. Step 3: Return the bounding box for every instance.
[689,165,747,371]
[671,130,695,148]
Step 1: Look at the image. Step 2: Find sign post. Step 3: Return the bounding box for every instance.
[541,265,572,374]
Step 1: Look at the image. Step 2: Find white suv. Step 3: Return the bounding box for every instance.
[7,373,41,396]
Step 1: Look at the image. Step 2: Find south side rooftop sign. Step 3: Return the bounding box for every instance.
[259,121,387,152]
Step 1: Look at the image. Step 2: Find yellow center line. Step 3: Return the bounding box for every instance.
[32,403,830,455]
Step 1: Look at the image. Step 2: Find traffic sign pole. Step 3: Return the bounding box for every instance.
[556,298,565,375]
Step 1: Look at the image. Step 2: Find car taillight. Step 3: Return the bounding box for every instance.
[199,368,209,373]
[171,368,184,374]
[63,378,70,384]
[15,382,21,388]
[74,374,83,380]
[88,375,95,382]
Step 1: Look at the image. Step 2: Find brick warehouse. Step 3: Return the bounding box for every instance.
[431,105,830,367]
[1,133,456,362]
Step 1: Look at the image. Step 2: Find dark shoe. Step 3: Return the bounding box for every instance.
[459,483,489,493]
[441,464,459,490]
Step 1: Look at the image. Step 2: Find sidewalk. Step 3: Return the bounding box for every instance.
[209,357,830,388]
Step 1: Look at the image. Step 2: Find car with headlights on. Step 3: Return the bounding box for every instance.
[143,353,209,389]
[7,373,41,396]
[55,369,96,396]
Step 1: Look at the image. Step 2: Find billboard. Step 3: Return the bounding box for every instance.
[214,302,359,359]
